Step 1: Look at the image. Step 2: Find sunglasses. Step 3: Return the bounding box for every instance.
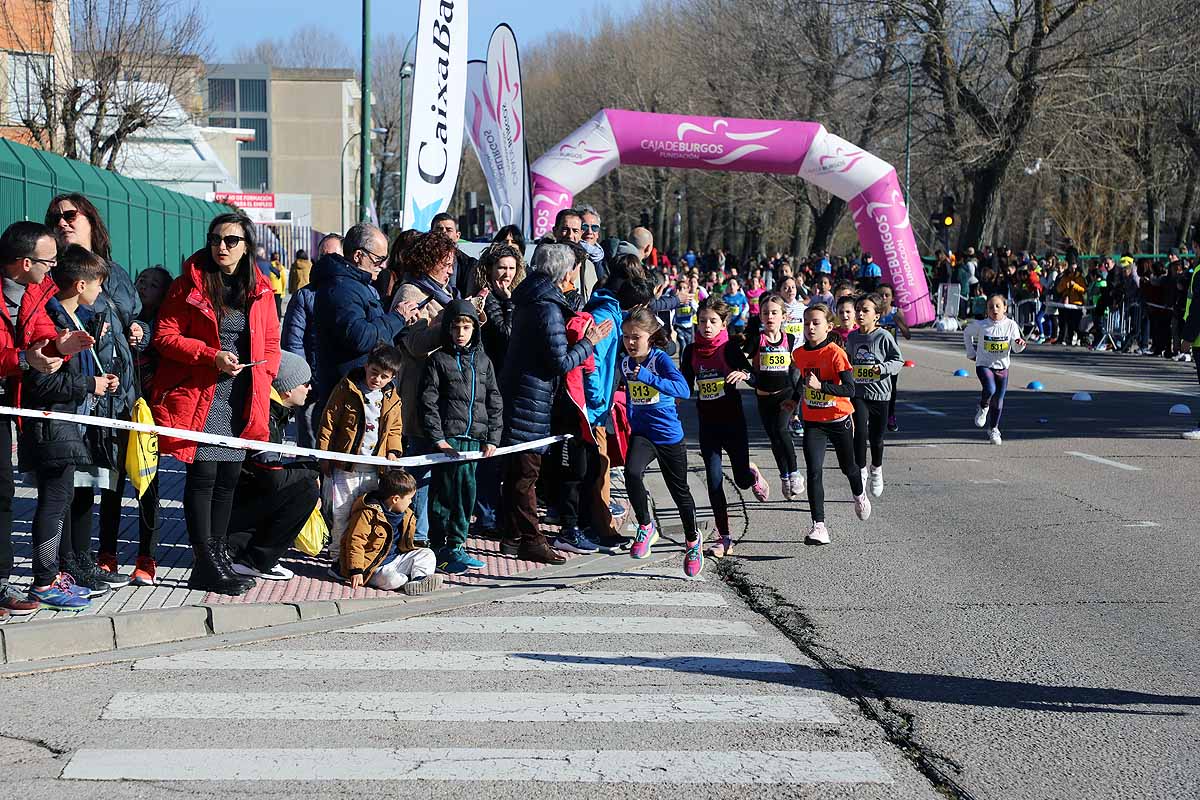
[49,209,81,225]
[208,234,247,249]
[358,248,387,267]
[580,223,601,232]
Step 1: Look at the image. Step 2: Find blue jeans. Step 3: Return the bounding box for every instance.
[472,453,502,531]
[404,436,433,542]
[675,326,694,351]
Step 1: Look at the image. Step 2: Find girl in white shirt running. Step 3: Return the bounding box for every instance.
[963,294,1026,445]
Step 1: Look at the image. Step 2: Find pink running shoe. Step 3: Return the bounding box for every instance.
[630,522,659,559]
[854,492,872,521]
[706,535,734,558]
[683,538,704,578]
[749,462,769,502]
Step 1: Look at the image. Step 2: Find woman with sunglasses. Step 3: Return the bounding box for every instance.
[151,212,281,595]
[45,194,142,589]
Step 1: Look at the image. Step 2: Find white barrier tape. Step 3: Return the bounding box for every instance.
[1044,301,1095,312]
[0,405,568,469]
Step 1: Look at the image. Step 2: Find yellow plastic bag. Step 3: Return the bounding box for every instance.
[125,397,158,498]
[294,501,328,557]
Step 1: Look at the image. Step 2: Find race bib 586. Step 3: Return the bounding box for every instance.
[853,364,880,381]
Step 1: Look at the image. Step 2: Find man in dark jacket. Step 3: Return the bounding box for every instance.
[431,212,479,296]
[282,233,341,448]
[420,298,502,574]
[310,224,417,402]
[499,244,612,564]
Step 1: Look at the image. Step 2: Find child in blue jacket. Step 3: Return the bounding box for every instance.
[619,306,702,578]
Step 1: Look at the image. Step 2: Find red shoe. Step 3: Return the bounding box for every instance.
[0,584,40,615]
[130,555,157,586]
[97,551,120,574]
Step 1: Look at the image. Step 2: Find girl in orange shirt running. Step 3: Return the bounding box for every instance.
[791,303,872,545]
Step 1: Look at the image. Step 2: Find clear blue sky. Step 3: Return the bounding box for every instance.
[204,0,644,62]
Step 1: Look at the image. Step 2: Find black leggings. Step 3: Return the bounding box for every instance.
[551,435,600,532]
[58,487,95,564]
[624,435,697,541]
[699,420,755,537]
[887,375,899,420]
[31,465,74,585]
[802,416,863,523]
[756,392,797,475]
[852,397,888,470]
[1059,307,1083,345]
[184,460,242,547]
[99,471,161,559]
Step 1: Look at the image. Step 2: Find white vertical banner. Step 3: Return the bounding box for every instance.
[464,23,530,235]
[403,0,469,231]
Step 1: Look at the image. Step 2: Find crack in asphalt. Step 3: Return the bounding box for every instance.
[0,731,68,758]
[715,557,978,800]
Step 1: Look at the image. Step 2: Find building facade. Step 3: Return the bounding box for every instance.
[0,0,71,146]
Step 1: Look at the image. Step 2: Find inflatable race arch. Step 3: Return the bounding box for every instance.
[530,109,934,324]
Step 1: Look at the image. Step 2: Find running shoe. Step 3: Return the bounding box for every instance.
[554,527,600,555]
[231,561,295,581]
[28,578,90,611]
[0,582,39,616]
[706,535,734,559]
[683,538,704,578]
[789,417,804,437]
[868,466,884,498]
[608,499,626,517]
[83,551,130,588]
[974,405,989,428]
[1182,429,1200,441]
[854,492,872,521]
[804,522,830,546]
[130,556,157,586]
[887,415,899,432]
[55,572,94,598]
[781,475,795,501]
[988,428,1003,445]
[749,462,769,501]
[403,574,444,596]
[630,522,659,559]
[438,548,479,575]
[790,473,806,497]
[594,532,632,555]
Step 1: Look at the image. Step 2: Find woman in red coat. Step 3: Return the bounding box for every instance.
[152,212,281,595]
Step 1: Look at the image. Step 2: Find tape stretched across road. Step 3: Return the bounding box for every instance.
[0,405,568,468]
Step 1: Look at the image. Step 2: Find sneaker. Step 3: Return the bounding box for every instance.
[804,522,830,546]
[231,561,294,581]
[555,527,600,554]
[438,547,482,575]
[594,532,632,555]
[887,415,899,432]
[459,550,486,569]
[706,535,733,558]
[749,462,769,501]
[60,559,108,598]
[781,475,795,501]
[403,574,444,596]
[1182,429,1200,441]
[791,473,806,497]
[607,499,626,517]
[0,583,39,616]
[988,428,1003,445]
[85,551,130,588]
[868,465,884,498]
[56,572,96,598]
[789,418,805,437]
[683,538,704,578]
[854,492,872,521]
[325,565,346,583]
[28,578,90,610]
[630,522,659,559]
[130,556,157,586]
[974,405,988,428]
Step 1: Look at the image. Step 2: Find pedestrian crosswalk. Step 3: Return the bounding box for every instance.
[56,573,909,795]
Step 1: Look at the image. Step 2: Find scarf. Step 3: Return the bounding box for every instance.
[693,327,728,359]
[408,273,457,308]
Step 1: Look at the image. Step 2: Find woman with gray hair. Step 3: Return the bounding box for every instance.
[498,244,612,564]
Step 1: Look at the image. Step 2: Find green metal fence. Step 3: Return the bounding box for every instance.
[0,137,227,277]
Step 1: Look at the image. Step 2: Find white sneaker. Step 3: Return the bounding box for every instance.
[974,405,988,428]
[791,473,806,497]
[988,428,1002,445]
[1182,429,1200,440]
[805,522,830,545]
[868,465,884,498]
[231,561,293,581]
[781,475,795,501]
[860,466,868,490]
[854,492,872,521]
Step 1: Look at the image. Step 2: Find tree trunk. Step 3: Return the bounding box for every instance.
[1145,190,1160,255]
[1178,158,1198,248]
[702,205,719,253]
[685,188,697,253]
[810,196,847,254]
[789,192,810,261]
[961,158,1011,252]
[651,170,667,253]
[609,171,627,235]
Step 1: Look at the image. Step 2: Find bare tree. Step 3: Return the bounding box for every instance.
[231,24,355,70]
[0,0,211,170]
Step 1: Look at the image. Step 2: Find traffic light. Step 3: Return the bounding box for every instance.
[941,194,957,229]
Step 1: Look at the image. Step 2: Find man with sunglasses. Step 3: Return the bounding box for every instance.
[310,224,418,405]
[578,205,608,291]
[0,222,96,615]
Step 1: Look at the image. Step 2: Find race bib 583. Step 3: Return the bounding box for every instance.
[698,376,725,401]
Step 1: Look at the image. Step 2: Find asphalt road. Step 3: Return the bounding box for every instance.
[1,331,1196,799]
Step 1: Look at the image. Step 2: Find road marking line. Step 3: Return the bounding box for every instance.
[900,402,948,417]
[968,479,1004,484]
[1065,451,1143,472]
[498,589,727,607]
[132,650,796,673]
[1123,521,1160,528]
[62,748,891,784]
[349,616,758,636]
[904,341,1193,397]
[946,458,982,463]
[102,692,836,723]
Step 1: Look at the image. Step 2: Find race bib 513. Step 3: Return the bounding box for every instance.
[629,381,660,406]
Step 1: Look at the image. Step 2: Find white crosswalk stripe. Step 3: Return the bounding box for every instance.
[60,581,897,792]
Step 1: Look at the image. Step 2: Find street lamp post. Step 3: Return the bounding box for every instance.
[397,32,417,227]
[341,127,388,231]
[359,0,373,223]
[673,189,683,255]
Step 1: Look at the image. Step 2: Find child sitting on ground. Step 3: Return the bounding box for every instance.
[317,344,405,559]
[336,468,442,595]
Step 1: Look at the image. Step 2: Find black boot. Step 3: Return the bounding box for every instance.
[187,539,252,595]
[211,534,256,592]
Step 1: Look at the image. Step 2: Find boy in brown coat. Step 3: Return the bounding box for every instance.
[333,469,441,594]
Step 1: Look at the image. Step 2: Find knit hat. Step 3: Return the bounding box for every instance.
[273,350,311,395]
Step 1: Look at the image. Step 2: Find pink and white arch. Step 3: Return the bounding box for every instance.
[530,109,933,324]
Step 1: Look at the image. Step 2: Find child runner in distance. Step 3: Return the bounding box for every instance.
[791,304,871,545]
[833,294,858,347]
[777,276,807,438]
[620,307,703,577]
[748,293,803,499]
[963,294,1026,445]
[877,283,911,432]
[681,297,769,559]
[808,274,835,309]
[846,293,904,498]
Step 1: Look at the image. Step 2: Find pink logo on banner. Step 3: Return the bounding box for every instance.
[850,174,934,325]
[607,110,819,174]
[817,146,866,175]
[531,173,574,238]
[556,141,610,167]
